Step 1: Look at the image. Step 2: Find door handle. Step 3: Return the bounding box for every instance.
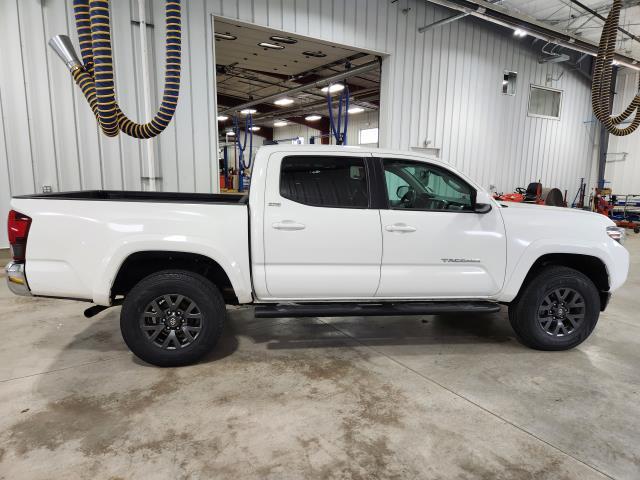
[272,220,306,231]
[385,223,416,233]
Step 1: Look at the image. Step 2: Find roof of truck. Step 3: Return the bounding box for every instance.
[256,144,440,161]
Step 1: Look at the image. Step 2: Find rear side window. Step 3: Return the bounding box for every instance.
[280,156,369,208]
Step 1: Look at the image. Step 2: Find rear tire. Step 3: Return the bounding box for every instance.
[120,270,225,367]
[509,266,600,351]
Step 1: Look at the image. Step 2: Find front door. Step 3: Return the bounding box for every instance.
[263,152,382,299]
[376,156,506,298]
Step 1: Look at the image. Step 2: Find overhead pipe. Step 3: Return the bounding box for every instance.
[423,0,640,70]
[220,60,380,115]
[418,12,470,33]
[568,0,640,45]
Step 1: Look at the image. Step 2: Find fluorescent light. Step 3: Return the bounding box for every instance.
[251,126,261,131]
[274,98,294,106]
[240,108,257,115]
[514,29,527,38]
[273,121,288,127]
[258,42,284,50]
[217,115,228,121]
[226,131,235,136]
[305,115,321,121]
[270,35,297,44]
[321,84,345,93]
[215,32,237,41]
[303,50,326,58]
[348,107,364,114]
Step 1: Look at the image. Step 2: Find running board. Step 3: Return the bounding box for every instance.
[254,301,500,318]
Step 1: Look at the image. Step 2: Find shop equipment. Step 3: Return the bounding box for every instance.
[592,0,640,136]
[326,83,350,145]
[48,0,181,139]
[232,114,254,192]
[494,182,565,207]
[612,194,640,233]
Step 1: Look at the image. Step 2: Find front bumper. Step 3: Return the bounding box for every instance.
[4,262,32,296]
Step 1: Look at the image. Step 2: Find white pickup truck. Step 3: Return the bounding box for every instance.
[5,145,630,366]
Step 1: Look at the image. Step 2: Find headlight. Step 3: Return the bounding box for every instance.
[606,226,626,244]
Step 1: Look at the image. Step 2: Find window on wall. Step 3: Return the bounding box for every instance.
[528,85,562,119]
[280,156,369,208]
[502,71,517,95]
[359,128,379,145]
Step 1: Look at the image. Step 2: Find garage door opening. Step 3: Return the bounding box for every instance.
[211,17,382,192]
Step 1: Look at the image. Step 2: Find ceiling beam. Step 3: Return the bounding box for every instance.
[424,0,640,67]
[220,60,381,114]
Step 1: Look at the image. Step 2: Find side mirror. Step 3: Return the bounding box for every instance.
[396,185,409,198]
[474,203,492,214]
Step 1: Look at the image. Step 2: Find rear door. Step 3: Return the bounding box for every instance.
[262,152,382,299]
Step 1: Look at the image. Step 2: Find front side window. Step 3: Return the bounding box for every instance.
[383,159,473,211]
[280,156,369,208]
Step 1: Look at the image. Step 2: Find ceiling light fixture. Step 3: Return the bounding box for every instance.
[348,107,365,114]
[215,32,237,41]
[273,120,288,127]
[274,98,294,106]
[305,115,322,121]
[226,131,235,136]
[217,115,229,121]
[251,126,261,131]
[258,42,285,50]
[513,29,527,38]
[270,35,297,44]
[321,84,345,93]
[240,108,257,115]
[303,50,326,58]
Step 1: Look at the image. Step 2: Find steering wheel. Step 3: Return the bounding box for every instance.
[400,187,416,206]
[515,187,526,194]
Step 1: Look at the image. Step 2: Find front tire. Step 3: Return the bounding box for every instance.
[509,266,600,351]
[120,270,225,367]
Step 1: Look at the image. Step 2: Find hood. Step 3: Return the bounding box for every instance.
[498,201,615,231]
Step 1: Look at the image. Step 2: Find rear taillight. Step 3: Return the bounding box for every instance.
[7,210,32,262]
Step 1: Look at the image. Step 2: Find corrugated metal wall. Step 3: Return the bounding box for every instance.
[0,0,600,247]
[605,69,640,195]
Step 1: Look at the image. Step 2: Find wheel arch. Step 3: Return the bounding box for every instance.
[111,251,240,304]
[515,253,609,310]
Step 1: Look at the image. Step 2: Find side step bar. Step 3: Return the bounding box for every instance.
[254,301,500,318]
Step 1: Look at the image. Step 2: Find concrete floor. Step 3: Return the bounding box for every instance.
[0,238,639,480]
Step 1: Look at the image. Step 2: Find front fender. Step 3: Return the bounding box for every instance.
[497,238,629,302]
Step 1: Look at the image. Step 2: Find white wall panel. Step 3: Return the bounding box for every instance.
[605,70,640,195]
[0,0,600,248]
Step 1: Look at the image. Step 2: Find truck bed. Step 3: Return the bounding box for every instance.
[14,190,247,204]
[11,191,252,305]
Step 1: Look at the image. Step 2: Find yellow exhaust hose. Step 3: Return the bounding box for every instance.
[592,0,640,136]
[71,0,181,139]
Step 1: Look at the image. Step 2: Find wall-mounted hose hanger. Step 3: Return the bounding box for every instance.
[48,0,181,139]
[592,0,640,136]
[326,83,350,145]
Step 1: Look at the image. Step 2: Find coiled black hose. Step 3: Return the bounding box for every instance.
[592,0,640,136]
[71,0,181,138]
